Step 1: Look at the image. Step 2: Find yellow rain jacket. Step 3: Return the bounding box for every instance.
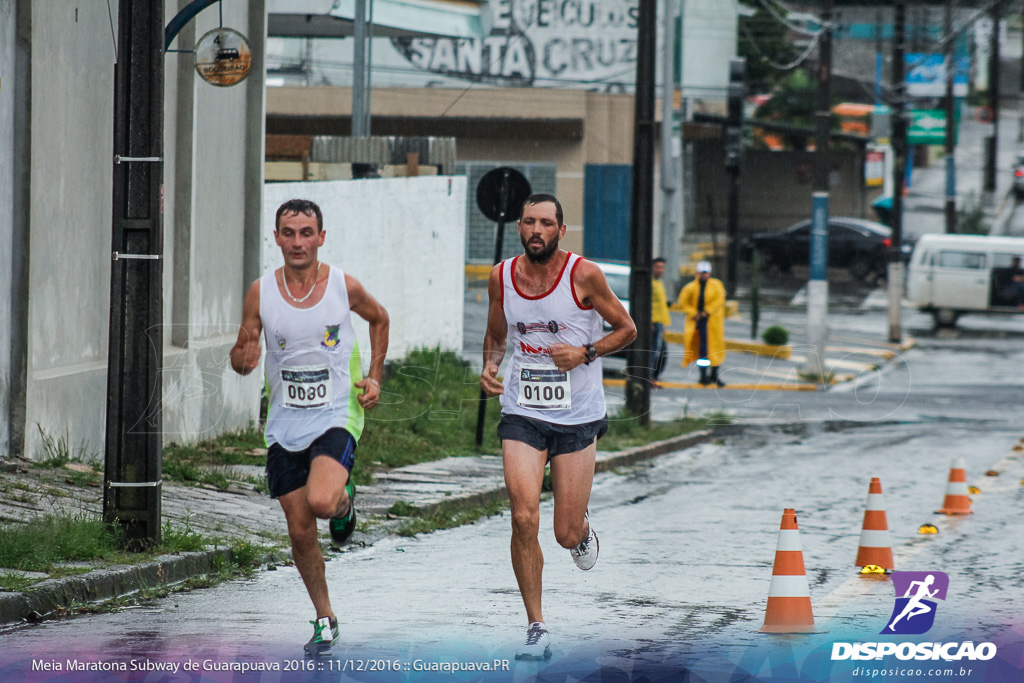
[678,276,727,367]
[651,279,672,326]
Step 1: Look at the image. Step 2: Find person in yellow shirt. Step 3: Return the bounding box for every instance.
[678,261,726,386]
[650,257,672,384]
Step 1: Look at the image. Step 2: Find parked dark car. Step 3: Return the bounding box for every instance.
[741,217,914,284]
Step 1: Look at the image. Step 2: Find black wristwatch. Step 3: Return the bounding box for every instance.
[584,343,598,365]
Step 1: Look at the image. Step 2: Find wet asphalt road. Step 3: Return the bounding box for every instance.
[5,278,1024,680]
[2,417,1022,678]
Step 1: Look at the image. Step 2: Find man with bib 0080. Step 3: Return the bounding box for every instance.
[480,194,636,660]
[230,199,389,658]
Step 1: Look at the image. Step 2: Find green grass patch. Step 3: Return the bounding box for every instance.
[0,512,272,581]
[162,426,266,490]
[388,501,419,517]
[0,572,35,592]
[396,498,506,537]
[0,514,123,573]
[33,425,100,469]
[355,348,502,484]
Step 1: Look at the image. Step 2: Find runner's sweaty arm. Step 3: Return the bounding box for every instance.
[548,259,636,372]
[346,273,390,410]
[230,280,263,375]
[481,264,508,396]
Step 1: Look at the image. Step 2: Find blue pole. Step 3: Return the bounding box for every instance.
[809,192,830,282]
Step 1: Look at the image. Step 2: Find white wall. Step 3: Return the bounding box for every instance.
[682,0,737,101]
[23,3,117,460]
[261,177,467,364]
[160,0,267,443]
[17,1,266,459]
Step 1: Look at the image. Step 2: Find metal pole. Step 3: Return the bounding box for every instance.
[724,58,746,299]
[352,0,367,137]
[104,0,164,550]
[944,0,957,233]
[626,0,656,421]
[984,3,1000,193]
[725,165,740,298]
[888,2,907,344]
[659,0,679,281]
[475,172,510,448]
[804,0,832,380]
[364,0,374,137]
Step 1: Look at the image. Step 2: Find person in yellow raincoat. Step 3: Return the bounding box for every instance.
[678,261,726,386]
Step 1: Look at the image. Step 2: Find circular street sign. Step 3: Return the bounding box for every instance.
[194,28,253,87]
[476,167,531,223]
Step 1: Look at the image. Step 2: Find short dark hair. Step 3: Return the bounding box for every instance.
[275,198,323,232]
[653,257,667,265]
[520,193,563,227]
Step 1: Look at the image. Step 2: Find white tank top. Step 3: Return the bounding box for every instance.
[500,252,606,424]
[261,265,364,451]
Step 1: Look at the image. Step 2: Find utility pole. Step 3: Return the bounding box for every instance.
[104,0,164,549]
[724,58,746,299]
[889,2,907,344]
[659,0,681,288]
[803,0,832,380]
[352,0,369,137]
[943,0,957,233]
[983,2,1000,193]
[626,0,656,422]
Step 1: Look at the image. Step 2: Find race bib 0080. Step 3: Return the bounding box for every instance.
[281,365,333,410]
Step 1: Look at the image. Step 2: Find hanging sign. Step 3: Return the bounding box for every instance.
[194,28,253,87]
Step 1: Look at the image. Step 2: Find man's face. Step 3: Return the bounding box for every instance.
[653,261,666,279]
[698,271,710,282]
[518,201,564,264]
[274,210,324,269]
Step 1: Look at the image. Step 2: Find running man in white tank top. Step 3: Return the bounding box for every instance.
[230,199,390,658]
[480,194,636,661]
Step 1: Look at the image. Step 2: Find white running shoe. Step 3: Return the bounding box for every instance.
[570,511,599,570]
[515,622,551,660]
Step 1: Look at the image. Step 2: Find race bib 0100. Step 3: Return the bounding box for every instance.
[281,365,333,410]
[517,363,571,410]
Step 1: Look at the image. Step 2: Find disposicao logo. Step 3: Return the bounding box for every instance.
[831,570,997,662]
[882,571,949,635]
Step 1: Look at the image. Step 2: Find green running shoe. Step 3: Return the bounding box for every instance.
[304,616,339,658]
[329,482,356,545]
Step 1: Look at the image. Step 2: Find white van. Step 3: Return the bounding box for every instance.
[907,234,1024,327]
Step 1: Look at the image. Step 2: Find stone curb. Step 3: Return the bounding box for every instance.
[0,429,713,627]
[0,547,232,626]
[393,429,715,517]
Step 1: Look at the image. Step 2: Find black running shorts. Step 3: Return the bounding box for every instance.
[497,414,608,458]
[266,427,356,499]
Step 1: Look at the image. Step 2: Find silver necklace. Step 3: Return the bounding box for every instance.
[283,262,319,303]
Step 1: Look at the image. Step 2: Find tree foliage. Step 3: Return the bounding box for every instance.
[738,7,799,94]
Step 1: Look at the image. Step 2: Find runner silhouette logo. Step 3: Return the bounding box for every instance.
[881,571,949,635]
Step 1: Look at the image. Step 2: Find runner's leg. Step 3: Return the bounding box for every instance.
[503,440,549,624]
[550,441,596,549]
[306,455,351,519]
[279,488,334,619]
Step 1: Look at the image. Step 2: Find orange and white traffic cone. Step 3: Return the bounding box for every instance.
[760,508,817,633]
[855,477,894,571]
[936,458,972,515]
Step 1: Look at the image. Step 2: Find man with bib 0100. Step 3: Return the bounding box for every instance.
[480,193,636,660]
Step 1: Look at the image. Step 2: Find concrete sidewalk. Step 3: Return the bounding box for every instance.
[0,430,710,627]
